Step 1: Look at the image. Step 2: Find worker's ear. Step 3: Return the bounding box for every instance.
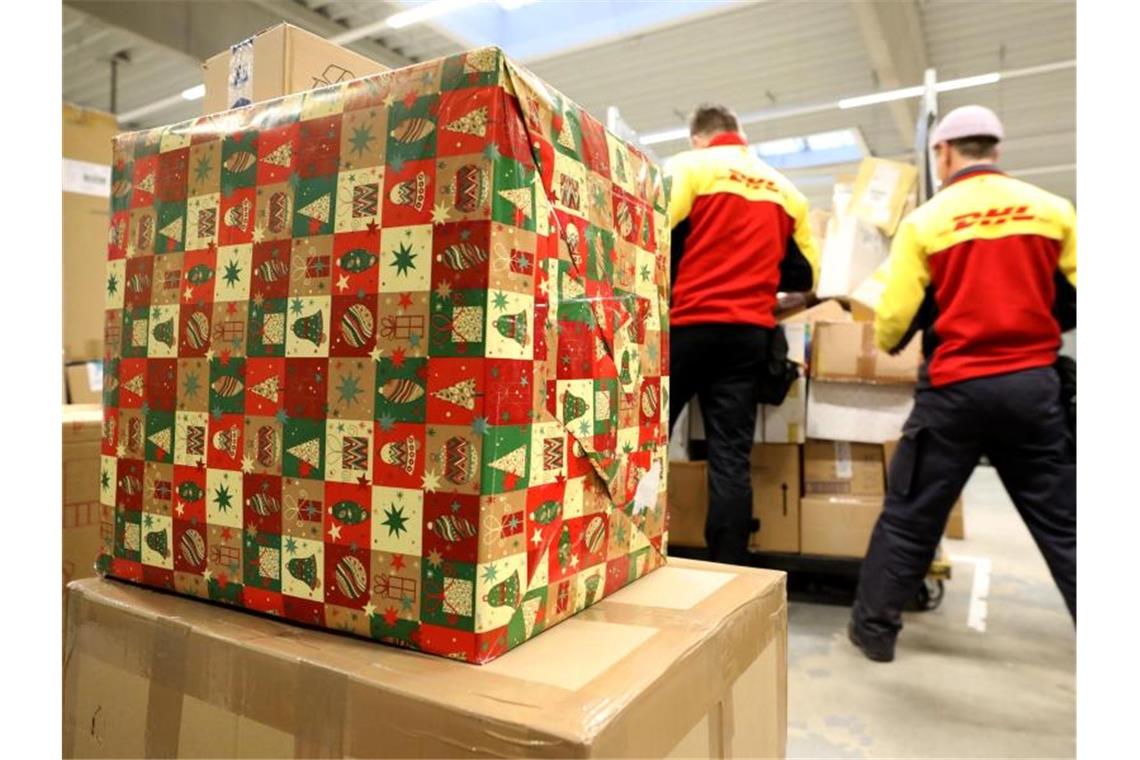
[690,133,709,149]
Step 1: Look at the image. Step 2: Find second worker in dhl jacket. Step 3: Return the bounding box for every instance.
[666,104,819,566]
[849,105,1076,664]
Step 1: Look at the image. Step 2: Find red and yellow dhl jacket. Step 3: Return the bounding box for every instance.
[666,133,820,328]
[876,165,1077,387]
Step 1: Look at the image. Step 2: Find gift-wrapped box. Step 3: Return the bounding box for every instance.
[97,47,670,663]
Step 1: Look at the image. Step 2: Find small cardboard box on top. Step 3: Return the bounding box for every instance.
[64,560,788,759]
[810,322,922,384]
[203,23,387,113]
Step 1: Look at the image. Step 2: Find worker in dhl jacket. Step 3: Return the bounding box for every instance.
[849,105,1077,662]
[667,104,820,565]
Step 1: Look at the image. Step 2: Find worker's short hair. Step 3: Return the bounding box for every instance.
[689,104,740,138]
[947,135,1000,160]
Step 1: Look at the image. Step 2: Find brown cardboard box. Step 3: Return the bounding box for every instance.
[63,102,117,361]
[848,157,918,236]
[803,439,884,496]
[64,560,788,759]
[65,362,102,404]
[203,23,387,113]
[667,448,800,553]
[800,495,882,557]
[750,445,801,553]
[811,322,922,384]
[667,460,707,548]
[780,298,851,325]
[883,439,965,538]
[63,404,104,629]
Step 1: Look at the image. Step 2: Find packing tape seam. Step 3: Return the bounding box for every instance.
[586,575,785,755]
[293,656,349,757]
[857,323,877,381]
[145,614,192,757]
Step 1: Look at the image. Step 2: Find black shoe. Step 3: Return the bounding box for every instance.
[848,621,895,663]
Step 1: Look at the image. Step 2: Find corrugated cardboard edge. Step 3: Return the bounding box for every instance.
[63,561,785,758]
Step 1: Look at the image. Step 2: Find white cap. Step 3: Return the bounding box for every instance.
[930,105,1004,146]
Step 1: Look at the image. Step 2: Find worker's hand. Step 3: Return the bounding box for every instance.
[775,292,813,317]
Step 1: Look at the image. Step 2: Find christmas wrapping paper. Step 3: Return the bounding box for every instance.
[97,47,670,663]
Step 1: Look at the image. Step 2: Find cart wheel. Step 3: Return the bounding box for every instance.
[913,579,944,611]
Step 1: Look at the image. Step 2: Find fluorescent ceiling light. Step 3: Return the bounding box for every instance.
[386,0,483,30]
[838,85,925,110]
[838,72,1002,110]
[498,0,537,8]
[936,72,1002,93]
[181,84,205,101]
[755,137,805,156]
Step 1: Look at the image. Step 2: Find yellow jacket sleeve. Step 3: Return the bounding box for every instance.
[666,156,697,230]
[874,215,930,352]
[787,192,821,290]
[1058,199,1076,287]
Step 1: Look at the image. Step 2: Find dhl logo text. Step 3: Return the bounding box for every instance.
[951,206,1035,231]
[727,170,780,193]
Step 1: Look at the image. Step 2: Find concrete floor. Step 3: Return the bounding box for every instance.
[786,466,1076,759]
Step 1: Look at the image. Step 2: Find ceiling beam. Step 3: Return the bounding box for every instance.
[849,0,928,145]
[62,0,414,70]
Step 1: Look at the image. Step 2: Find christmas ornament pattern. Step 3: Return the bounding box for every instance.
[98,46,670,664]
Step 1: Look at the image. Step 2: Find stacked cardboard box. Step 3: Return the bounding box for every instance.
[801,440,885,556]
[806,321,920,443]
[63,103,118,401]
[202,23,388,113]
[668,446,800,553]
[63,405,105,630]
[64,559,787,758]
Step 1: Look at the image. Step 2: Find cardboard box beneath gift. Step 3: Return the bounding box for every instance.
[64,560,788,759]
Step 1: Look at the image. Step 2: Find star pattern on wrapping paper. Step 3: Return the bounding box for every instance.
[430,201,451,225]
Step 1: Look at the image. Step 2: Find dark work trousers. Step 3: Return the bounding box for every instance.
[670,325,771,564]
[852,365,1077,646]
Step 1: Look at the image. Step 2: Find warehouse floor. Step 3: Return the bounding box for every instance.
[786,466,1076,759]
